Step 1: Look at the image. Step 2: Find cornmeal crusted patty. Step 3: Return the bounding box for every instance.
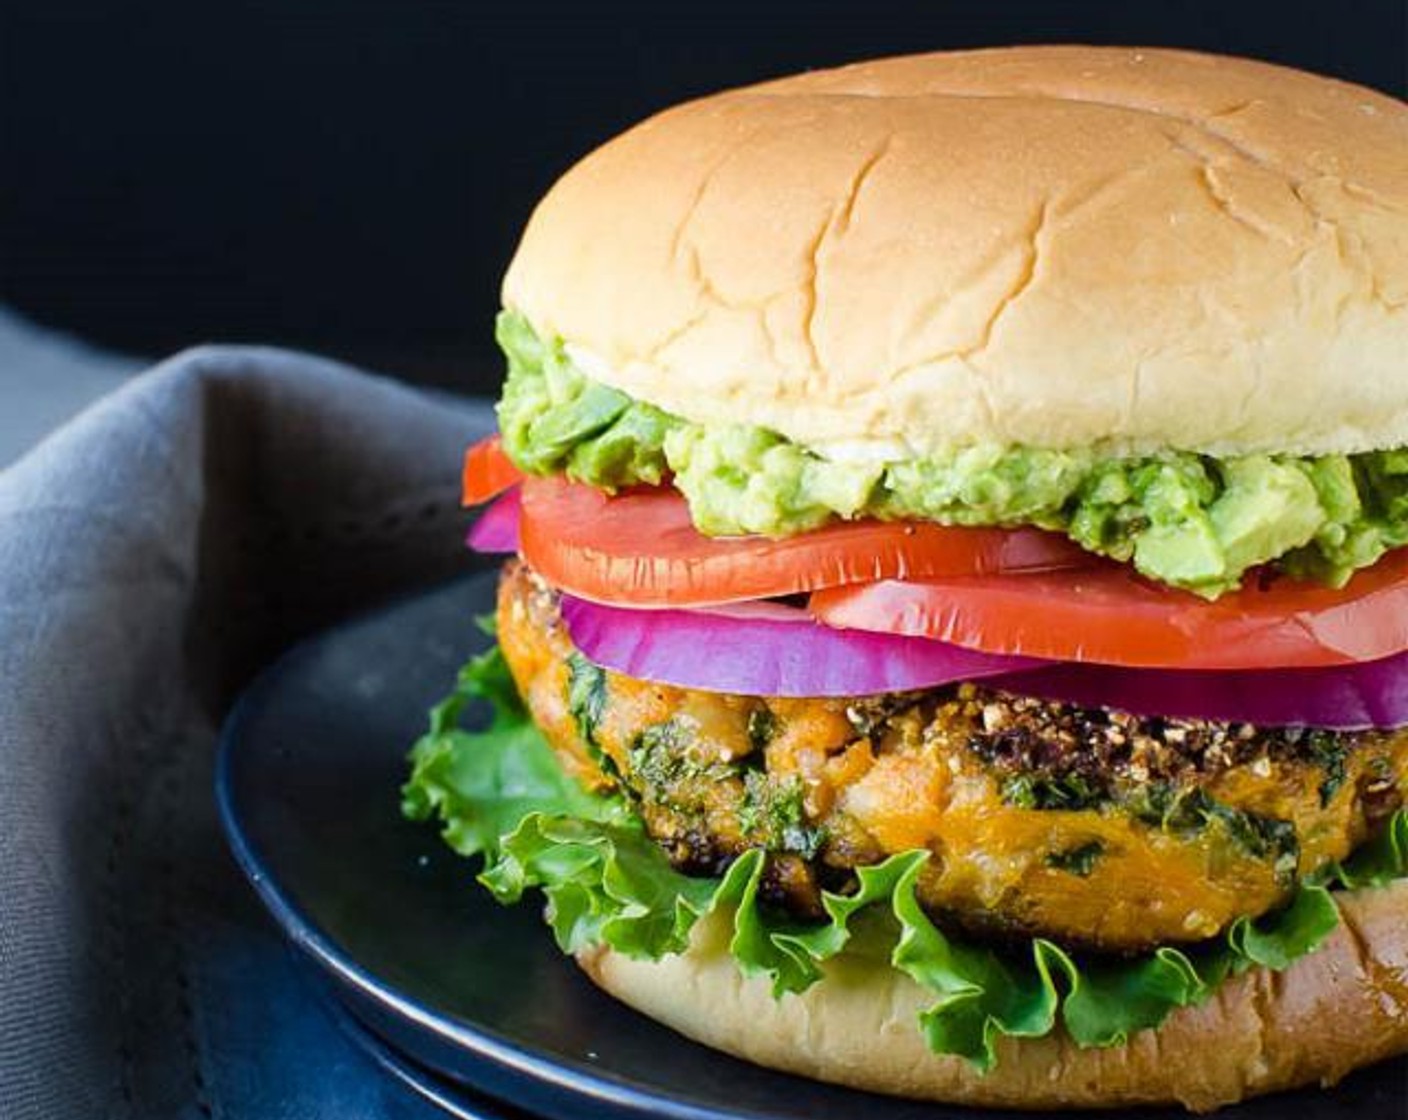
[497,562,1408,953]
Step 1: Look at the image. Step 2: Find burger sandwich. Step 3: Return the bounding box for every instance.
[403,46,1408,1111]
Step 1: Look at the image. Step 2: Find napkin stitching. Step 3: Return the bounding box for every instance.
[103,699,163,1118]
[159,739,217,1120]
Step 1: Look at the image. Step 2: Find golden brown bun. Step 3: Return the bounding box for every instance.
[503,47,1408,460]
[575,880,1408,1112]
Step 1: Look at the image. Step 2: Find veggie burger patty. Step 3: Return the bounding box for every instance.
[499,561,1408,954]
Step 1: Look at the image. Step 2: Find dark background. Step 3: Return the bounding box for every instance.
[3,1,1406,395]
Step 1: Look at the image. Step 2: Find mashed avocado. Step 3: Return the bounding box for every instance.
[494,311,1408,598]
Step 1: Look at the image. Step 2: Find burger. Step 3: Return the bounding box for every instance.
[402,47,1408,1111]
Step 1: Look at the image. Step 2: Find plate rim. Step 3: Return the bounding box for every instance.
[322,982,521,1120]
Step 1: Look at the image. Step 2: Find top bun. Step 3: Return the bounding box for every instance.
[502,47,1408,460]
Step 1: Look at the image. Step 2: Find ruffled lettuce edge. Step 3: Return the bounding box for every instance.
[403,642,1408,1071]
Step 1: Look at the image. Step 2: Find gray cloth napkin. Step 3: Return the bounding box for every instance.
[0,346,495,1119]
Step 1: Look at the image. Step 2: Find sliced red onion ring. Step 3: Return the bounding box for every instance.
[558,592,1408,729]
[467,488,521,554]
[559,594,1038,697]
[1015,658,1408,731]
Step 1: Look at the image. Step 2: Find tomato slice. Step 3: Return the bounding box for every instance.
[462,435,523,506]
[518,475,1091,607]
[808,550,1408,669]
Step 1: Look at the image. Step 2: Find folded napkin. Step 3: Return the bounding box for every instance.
[0,346,495,1119]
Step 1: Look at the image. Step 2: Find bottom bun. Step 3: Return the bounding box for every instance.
[575,881,1408,1112]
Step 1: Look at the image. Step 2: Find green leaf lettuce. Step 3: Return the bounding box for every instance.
[405,642,1408,1070]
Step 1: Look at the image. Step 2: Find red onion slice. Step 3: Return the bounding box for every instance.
[1018,658,1408,731]
[467,488,521,554]
[559,592,1408,728]
[559,594,1038,697]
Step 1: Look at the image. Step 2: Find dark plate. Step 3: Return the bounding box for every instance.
[217,572,1407,1120]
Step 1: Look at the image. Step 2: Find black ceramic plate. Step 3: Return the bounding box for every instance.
[217,572,1407,1120]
